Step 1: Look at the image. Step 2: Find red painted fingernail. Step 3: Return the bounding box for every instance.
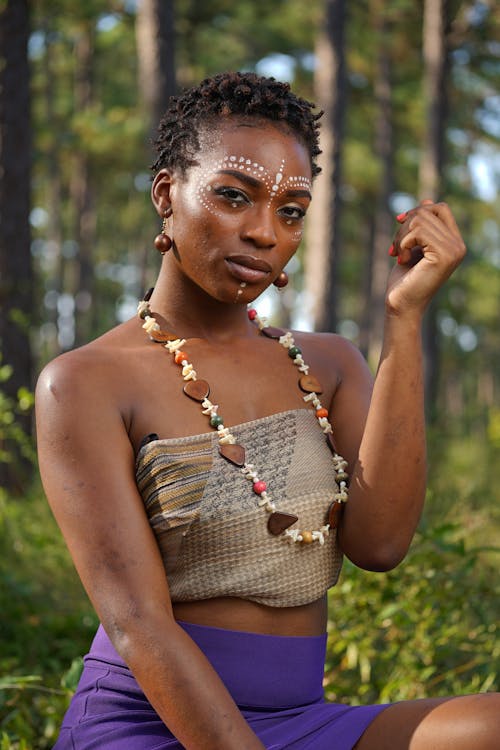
[397,255,403,265]
[396,212,407,222]
[388,244,395,256]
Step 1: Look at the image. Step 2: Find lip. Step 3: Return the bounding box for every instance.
[227,254,273,272]
[225,254,272,283]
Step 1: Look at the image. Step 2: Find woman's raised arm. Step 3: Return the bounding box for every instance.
[332,202,466,571]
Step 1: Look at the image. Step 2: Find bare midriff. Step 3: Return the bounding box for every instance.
[173,595,328,637]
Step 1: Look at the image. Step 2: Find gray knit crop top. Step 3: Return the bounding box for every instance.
[135,409,343,608]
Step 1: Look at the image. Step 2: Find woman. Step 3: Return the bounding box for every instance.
[36,72,498,749]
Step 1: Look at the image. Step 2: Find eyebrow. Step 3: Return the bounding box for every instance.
[217,169,261,188]
[286,189,312,200]
[217,169,312,200]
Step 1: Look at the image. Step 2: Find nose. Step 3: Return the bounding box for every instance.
[240,206,277,248]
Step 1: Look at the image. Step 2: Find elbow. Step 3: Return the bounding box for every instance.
[98,614,138,663]
[339,519,416,572]
[345,544,409,572]
[104,619,160,669]
[101,607,175,664]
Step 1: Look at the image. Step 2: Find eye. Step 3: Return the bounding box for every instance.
[279,204,306,222]
[213,186,249,207]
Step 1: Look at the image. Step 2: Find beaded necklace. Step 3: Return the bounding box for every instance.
[137,292,349,545]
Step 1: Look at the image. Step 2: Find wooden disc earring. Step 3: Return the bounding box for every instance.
[154,208,172,254]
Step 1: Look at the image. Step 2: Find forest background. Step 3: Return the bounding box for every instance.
[0,0,499,748]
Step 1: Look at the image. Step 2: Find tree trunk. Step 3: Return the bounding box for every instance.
[0,0,33,490]
[135,0,177,293]
[42,19,65,359]
[304,0,347,333]
[70,22,97,348]
[360,9,394,369]
[136,0,176,132]
[419,0,450,419]
[420,0,448,201]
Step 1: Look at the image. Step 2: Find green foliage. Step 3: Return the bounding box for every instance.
[0,484,97,748]
[0,357,35,469]
[326,521,499,704]
[1,733,29,750]
[175,0,319,85]
[488,408,500,449]
[0,356,88,745]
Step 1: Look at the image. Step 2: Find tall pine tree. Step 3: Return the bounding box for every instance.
[0,0,33,491]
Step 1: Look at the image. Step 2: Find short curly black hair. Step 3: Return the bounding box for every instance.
[151,71,322,178]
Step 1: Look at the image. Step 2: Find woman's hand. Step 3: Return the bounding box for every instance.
[386,200,466,318]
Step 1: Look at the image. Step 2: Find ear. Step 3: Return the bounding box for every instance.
[151,169,173,217]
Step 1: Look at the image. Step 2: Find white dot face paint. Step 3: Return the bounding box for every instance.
[269,160,285,202]
[193,154,311,219]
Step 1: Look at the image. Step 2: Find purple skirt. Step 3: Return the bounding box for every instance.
[54,621,388,749]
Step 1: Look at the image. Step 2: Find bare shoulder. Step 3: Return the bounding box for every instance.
[293,330,372,384]
[36,319,137,404]
[35,319,141,442]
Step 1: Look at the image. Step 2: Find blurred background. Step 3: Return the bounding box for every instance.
[0,1,499,747]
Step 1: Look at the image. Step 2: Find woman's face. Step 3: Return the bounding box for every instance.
[158,119,313,304]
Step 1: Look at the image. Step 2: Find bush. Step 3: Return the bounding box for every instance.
[325,520,499,703]
[0,357,35,472]
[0,487,97,749]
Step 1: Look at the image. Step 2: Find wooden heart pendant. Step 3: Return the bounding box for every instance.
[267,511,299,536]
[219,444,246,467]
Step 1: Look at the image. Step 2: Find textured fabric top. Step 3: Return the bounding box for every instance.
[135,409,344,607]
